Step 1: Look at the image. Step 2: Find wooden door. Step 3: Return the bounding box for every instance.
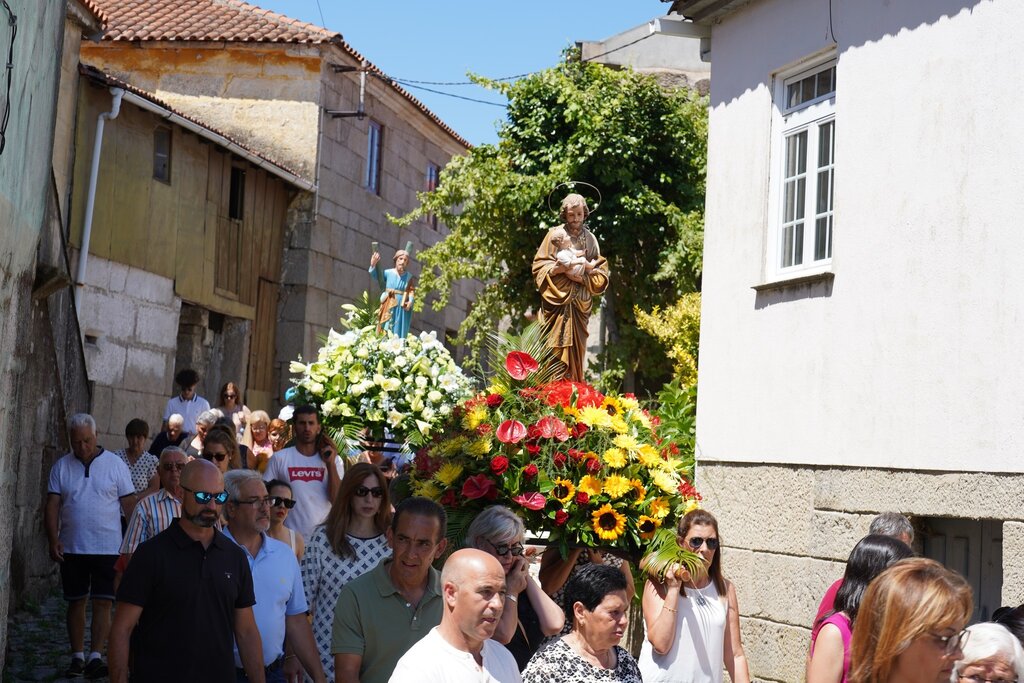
[921,518,1003,622]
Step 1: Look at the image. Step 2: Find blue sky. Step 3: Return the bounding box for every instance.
[256,1,671,145]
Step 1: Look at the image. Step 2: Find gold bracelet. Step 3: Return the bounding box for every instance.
[663,605,678,613]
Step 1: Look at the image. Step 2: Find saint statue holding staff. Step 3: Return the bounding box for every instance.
[368,245,415,337]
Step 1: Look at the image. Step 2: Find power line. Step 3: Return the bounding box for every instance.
[580,32,654,62]
[314,0,326,28]
[385,77,507,108]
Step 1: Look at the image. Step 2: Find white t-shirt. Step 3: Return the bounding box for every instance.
[47,449,135,555]
[163,393,211,433]
[390,628,521,683]
[262,446,344,540]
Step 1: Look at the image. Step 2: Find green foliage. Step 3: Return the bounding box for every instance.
[392,50,708,392]
[652,378,697,470]
[634,293,701,386]
[639,527,707,582]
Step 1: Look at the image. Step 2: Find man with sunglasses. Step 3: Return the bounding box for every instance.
[117,447,189,571]
[263,405,344,540]
[109,460,266,683]
[222,470,326,683]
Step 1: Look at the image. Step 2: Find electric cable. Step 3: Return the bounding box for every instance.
[0,0,17,156]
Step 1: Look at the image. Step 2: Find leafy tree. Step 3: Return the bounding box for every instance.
[393,50,707,393]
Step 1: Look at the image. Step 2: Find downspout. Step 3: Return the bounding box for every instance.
[75,86,124,310]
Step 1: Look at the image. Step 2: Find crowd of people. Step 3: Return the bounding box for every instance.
[43,370,1024,682]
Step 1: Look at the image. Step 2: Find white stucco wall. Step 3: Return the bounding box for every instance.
[698,0,1024,473]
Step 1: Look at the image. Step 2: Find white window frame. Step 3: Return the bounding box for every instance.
[767,56,836,280]
[364,120,383,195]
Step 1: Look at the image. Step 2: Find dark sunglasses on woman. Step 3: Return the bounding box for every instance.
[203,451,227,462]
[488,540,525,557]
[354,485,384,498]
[270,496,296,509]
[688,536,720,550]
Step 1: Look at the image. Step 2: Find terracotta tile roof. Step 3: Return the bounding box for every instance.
[79,63,313,189]
[80,0,110,27]
[90,0,472,148]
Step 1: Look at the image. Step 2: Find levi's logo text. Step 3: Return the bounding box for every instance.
[289,467,325,482]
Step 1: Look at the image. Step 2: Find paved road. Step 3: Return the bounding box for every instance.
[3,591,109,682]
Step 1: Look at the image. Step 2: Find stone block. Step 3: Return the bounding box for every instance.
[123,347,169,393]
[304,287,329,328]
[280,248,311,286]
[278,286,307,323]
[85,339,126,385]
[739,616,811,683]
[84,290,136,341]
[90,384,114,435]
[135,304,180,349]
[108,260,129,293]
[727,548,842,628]
[808,510,875,561]
[1003,522,1024,605]
[83,256,110,290]
[697,463,816,555]
[124,268,174,305]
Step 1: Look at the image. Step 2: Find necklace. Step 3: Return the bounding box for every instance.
[690,582,713,607]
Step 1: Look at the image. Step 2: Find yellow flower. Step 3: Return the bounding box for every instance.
[684,499,701,514]
[628,479,646,501]
[592,504,627,541]
[465,437,493,458]
[602,396,623,416]
[637,514,661,539]
[462,404,488,431]
[414,481,441,500]
[632,410,652,429]
[577,406,612,429]
[618,395,640,411]
[651,469,678,494]
[603,475,632,500]
[613,434,640,453]
[602,448,627,468]
[609,415,629,434]
[434,463,464,487]
[636,444,662,467]
[577,475,603,497]
[436,436,468,458]
[551,478,576,504]
[649,498,671,520]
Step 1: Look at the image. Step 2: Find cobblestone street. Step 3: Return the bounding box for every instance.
[4,591,108,683]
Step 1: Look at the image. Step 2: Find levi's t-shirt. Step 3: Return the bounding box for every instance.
[262,446,344,539]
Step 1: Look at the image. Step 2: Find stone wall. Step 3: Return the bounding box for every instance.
[696,461,1024,682]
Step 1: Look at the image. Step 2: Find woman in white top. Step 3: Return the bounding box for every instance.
[266,479,304,561]
[215,381,250,440]
[638,509,750,683]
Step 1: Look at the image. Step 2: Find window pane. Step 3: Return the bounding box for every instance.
[782,226,794,268]
[818,121,834,167]
[816,170,831,213]
[787,82,801,109]
[815,216,832,261]
[785,131,806,177]
[802,75,817,102]
[795,177,805,220]
[794,223,804,265]
[816,67,835,97]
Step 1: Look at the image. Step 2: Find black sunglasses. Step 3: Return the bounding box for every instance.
[354,485,384,498]
[270,496,296,509]
[488,540,525,557]
[203,451,227,462]
[687,536,720,550]
[182,485,229,505]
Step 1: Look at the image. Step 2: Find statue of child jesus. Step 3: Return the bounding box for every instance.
[549,226,598,283]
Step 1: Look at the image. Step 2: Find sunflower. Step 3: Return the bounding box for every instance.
[602,396,623,416]
[651,469,679,494]
[462,404,489,431]
[576,406,612,429]
[603,475,632,500]
[649,497,671,520]
[465,436,493,458]
[637,514,661,540]
[551,478,576,504]
[577,475,604,497]
[613,433,640,453]
[602,448,627,469]
[591,504,627,541]
[628,479,647,501]
[636,444,662,467]
[434,462,465,487]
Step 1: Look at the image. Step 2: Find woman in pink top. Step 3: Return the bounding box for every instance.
[807,534,913,683]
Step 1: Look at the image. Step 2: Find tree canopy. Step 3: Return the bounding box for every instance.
[393,51,708,393]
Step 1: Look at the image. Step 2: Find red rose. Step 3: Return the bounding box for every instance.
[526,442,541,457]
[568,448,585,462]
[496,420,527,444]
[462,474,497,501]
[571,423,589,438]
[513,492,547,511]
[523,463,539,479]
[505,351,539,380]
[554,510,570,526]
[553,452,568,468]
[575,491,589,505]
[490,456,510,476]
[585,458,601,473]
[485,393,504,408]
[440,489,456,506]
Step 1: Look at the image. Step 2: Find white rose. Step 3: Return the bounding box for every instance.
[428,390,443,403]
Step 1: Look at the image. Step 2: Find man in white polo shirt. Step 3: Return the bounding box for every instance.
[162,368,210,434]
[262,405,343,539]
[45,413,137,679]
[390,548,520,683]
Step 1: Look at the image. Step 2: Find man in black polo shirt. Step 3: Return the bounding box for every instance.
[108,459,265,683]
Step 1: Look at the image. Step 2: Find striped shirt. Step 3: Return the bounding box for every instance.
[120,489,181,555]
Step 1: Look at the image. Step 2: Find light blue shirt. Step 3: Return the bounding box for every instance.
[224,528,308,667]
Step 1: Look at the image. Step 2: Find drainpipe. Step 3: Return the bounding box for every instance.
[75,87,125,310]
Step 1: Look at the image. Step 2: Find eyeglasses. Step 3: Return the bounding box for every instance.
[182,486,229,505]
[203,451,227,462]
[959,675,1018,683]
[933,628,970,656]
[234,497,272,508]
[487,540,525,557]
[354,486,384,498]
[161,463,186,472]
[223,393,237,399]
[270,496,296,509]
[687,536,720,550]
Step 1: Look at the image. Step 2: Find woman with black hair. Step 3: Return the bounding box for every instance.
[522,563,642,682]
[807,534,914,683]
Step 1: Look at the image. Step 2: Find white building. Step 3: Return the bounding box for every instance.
[666,0,1024,679]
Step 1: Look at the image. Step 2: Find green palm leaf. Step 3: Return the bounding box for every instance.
[639,527,707,583]
[484,321,562,391]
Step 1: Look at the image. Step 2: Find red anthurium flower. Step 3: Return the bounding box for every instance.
[554,510,570,526]
[535,416,570,441]
[523,463,539,479]
[490,456,510,476]
[575,491,590,505]
[513,492,547,511]
[553,452,568,468]
[462,474,497,501]
[585,458,601,473]
[496,419,527,444]
[440,489,456,506]
[505,351,539,380]
[485,393,504,408]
